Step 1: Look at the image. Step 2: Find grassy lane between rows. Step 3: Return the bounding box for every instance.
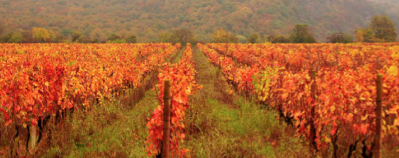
[59,88,159,158]
[181,48,311,157]
[169,47,184,64]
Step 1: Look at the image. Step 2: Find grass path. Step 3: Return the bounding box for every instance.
[180,48,310,157]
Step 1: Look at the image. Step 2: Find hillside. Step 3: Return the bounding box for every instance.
[368,0,399,15]
[0,0,398,42]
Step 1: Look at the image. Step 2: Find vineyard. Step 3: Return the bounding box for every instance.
[0,43,180,156]
[198,43,399,157]
[0,43,399,157]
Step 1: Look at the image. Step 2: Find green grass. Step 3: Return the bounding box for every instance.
[179,48,310,157]
[42,88,159,157]
[183,94,308,157]
[170,47,184,64]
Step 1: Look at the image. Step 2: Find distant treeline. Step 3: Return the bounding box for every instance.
[0,15,396,44]
[0,26,137,43]
[2,0,399,42]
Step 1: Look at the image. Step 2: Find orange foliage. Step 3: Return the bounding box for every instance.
[147,44,201,157]
[0,43,179,127]
[199,43,399,153]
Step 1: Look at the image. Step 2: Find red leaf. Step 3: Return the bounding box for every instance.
[5,120,12,126]
[359,124,368,135]
[32,119,38,126]
[307,97,313,104]
[330,126,337,135]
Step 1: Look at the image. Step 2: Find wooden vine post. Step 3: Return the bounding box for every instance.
[309,70,316,150]
[162,80,171,158]
[29,125,38,154]
[374,74,382,158]
[278,72,284,117]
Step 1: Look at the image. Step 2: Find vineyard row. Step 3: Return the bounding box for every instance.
[198,43,399,157]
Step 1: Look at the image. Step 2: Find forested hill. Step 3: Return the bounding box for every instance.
[369,0,399,15]
[1,0,398,42]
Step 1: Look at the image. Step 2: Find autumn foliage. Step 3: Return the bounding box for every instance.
[0,43,179,128]
[147,44,201,157]
[198,43,399,156]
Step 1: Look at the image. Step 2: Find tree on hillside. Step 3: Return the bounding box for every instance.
[0,24,6,43]
[211,29,238,43]
[269,35,290,43]
[355,28,376,42]
[343,34,354,43]
[61,29,73,37]
[158,31,173,43]
[11,31,24,43]
[327,32,344,43]
[89,29,106,43]
[71,31,82,43]
[327,32,354,43]
[106,33,128,43]
[369,15,397,42]
[355,29,364,43]
[2,31,24,43]
[22,29,34,43]
[32,27,50,43]
[125,35,137,43]
[237,35,247,43]
[171,29,194,45]
[48,30,57,42]
[289,24,316,43]
[107,33,121,41]
[247,33,259,43]
[69,31,91,43]
[0,24,5,37]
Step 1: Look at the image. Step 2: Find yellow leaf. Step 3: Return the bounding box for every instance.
[325,136,331,143]
[361,115,368,121]
[394,119,399,126]
[330,106,335,112]
[387,65,398,76]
